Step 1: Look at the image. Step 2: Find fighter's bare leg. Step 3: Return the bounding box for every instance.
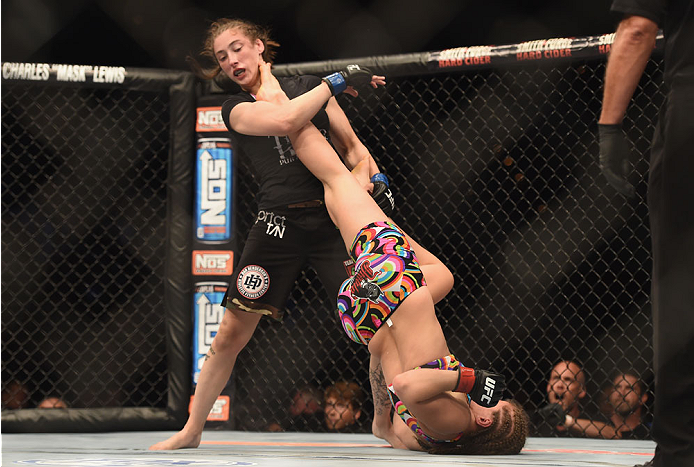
[350,151,454,303]
[398,231,453,304]
[369,350,407,448]
[149,308,261,450]
[289,124,385,246]
[368,328,434,451]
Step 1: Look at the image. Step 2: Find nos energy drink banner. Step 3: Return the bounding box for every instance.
[195,138,232,243]
[193,282,229,384]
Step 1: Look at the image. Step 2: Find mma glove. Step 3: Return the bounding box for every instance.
[455,367,506,408]
[370,173,395,217]
[322,65,373,96]
[598,123,636,198]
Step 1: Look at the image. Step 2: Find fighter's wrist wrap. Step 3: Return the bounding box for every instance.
[454,366,476,393]
[322,65,373,96]
[322,72,347,96]
[371,173,389,186]
[370,173,395,217]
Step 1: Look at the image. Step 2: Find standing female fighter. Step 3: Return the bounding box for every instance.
[256,62,528,454]
[150,18,449,451]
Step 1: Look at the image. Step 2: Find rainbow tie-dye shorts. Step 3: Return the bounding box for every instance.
[336,221,426,345]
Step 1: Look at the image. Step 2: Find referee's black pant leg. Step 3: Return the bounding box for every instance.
[648,88,694,467]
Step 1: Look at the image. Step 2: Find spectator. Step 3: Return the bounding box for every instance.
[323,381,365,432]
[37,396,68,409]
[533,360,587,436]
[607,372,649,438]
[266,422,283,432]
[1,380,30,410]
[289,385,324,431]
[597,379,615,419]
[265,384,324,432]
[563,371,650,439]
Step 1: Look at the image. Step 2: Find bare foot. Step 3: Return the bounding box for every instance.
[372,422,388,441]
[371,422,408,450]
[148,430,201,450]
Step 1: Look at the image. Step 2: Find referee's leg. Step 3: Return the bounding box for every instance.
[648,90,694,467]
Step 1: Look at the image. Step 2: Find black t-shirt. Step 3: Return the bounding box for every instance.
[611,0,694,86]
[221,75,331,209]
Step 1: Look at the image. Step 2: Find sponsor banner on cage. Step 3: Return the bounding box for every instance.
[190,394,230,421]
[596,33,617,55]
[192,250,234,275]
[195,138,233,243]
[1,63,126,83]
[193,282,229,384]
[426,32,663,71]
[514,38,574,62]
[196,106,227,132]
[429,46,493,69]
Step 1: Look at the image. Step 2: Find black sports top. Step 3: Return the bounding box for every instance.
[221,75,331,209]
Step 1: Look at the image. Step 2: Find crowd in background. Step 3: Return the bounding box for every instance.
[2,358,651,440]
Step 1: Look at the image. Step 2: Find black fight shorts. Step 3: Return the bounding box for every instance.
[221,204,351,320]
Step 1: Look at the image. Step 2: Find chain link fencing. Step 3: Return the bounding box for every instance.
[2,83,170,409]
[2,42,661,438]
[1,69,194,431]
[234,57,660,436]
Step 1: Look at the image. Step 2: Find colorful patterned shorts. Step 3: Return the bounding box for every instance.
[336,221,426,345]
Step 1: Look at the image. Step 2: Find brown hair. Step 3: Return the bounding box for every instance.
[420,400,529,455]
[188,18,280,80]
[324,381,365,411]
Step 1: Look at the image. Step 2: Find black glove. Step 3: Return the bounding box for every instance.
[536,403,566,426]
[468,370,506,408]
[532,403,566,436]
[370,173,395,217]
[322,65,373,96]
[598,123,636,198]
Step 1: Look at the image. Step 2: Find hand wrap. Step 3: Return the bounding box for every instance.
[370,173,395,217]
[322,65,373,96]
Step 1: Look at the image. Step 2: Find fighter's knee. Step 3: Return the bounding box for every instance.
[426,264,455,304]
[213,310,258,354]
[391,372,413,399]
[210,326,239,354]
[440,266,454,295]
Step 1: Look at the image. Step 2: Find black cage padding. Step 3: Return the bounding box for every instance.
[1,67,195,432]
